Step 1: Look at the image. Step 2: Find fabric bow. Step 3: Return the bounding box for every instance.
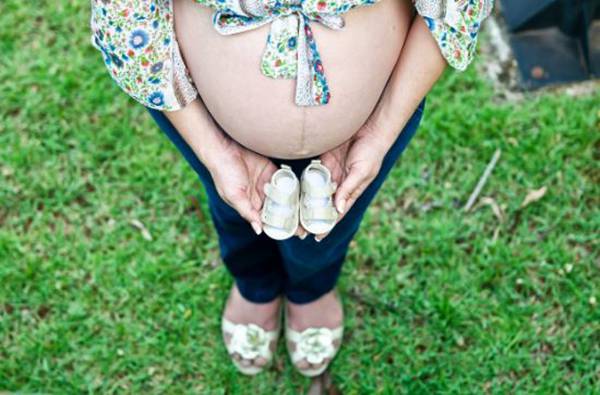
[207,0,375,106]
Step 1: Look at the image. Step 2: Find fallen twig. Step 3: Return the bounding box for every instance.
[130,218,153,241]
[464,149,502,212]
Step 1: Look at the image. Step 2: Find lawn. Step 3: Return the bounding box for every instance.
[0,1,598,394]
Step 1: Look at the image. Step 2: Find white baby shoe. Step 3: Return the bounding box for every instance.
[299,160,339,235]
[261,164,300,240]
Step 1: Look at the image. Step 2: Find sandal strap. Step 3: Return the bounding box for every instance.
[222,319,279,341]
[286,326,343,343]
[261,209,296,229]
[301,181,336,198]
[264,182,297,206]
[301,205,338,221]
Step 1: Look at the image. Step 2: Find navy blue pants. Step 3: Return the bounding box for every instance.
[148,99,425,304]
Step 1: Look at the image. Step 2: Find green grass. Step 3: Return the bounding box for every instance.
[1,1,599,393]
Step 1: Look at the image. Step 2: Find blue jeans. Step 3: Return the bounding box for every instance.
[147,99,425,304]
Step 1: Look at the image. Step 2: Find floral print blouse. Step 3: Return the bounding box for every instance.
[90,0,494,111]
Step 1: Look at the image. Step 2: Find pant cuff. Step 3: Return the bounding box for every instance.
[285,282,337,304]
[236,279,283,303]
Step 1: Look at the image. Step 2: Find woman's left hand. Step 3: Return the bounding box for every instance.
[316,119,391,241]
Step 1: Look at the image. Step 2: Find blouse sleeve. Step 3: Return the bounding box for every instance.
[90,0,198,111]
[414,0,494,71]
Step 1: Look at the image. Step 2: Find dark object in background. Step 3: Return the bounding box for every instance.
[500,0,600,89]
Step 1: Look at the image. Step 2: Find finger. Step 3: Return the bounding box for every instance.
[249,187,264,212]
[226,190,263,235]
[320,154,344,186]
[314,193,355,241]
[257,166,278,201]
[335,166,369,214]
[314,230,330,242]
[315,170,366,242]
[296,226,308,240]
[342,181,369,218]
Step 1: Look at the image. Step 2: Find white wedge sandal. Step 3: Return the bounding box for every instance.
[222,316,281,375]
[261,164,300,240]
[299,160,339,235]
[284,299,344,377]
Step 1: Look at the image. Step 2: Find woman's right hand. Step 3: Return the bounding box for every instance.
[164,99,308,238]
[164,99,278,235]
[203,136,278,235]
[205,139,309,238]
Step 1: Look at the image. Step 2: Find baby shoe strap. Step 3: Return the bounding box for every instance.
[301,181,336,198]
[264,182,297,206]
[261,209,297,229]
[301,206,338,221]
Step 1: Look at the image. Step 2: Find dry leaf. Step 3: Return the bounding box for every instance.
[130,219,153,241]
[564,264,573,273]
[478,197,504,223]
[402,194,415,211]
[521,186,547,208]
[1,166,14,177]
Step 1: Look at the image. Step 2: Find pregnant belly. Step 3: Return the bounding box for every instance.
[174,0,413,159]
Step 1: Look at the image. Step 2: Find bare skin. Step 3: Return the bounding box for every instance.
[173,0,413,159]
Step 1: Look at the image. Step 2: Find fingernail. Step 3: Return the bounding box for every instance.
[251,222,262,235]
[314,235,322,242]
[337,200,345,214]
[299,232,307,240]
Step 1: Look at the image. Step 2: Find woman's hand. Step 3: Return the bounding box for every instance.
[335,121,389,215]
[316,119,390,240]
[318,139,352,194]
[316,15,445,233]
[203,137,278,235]
[163,99,281,235]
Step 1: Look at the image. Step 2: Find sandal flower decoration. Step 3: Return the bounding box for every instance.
[229,323,270,360]
[297,327,335,365]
